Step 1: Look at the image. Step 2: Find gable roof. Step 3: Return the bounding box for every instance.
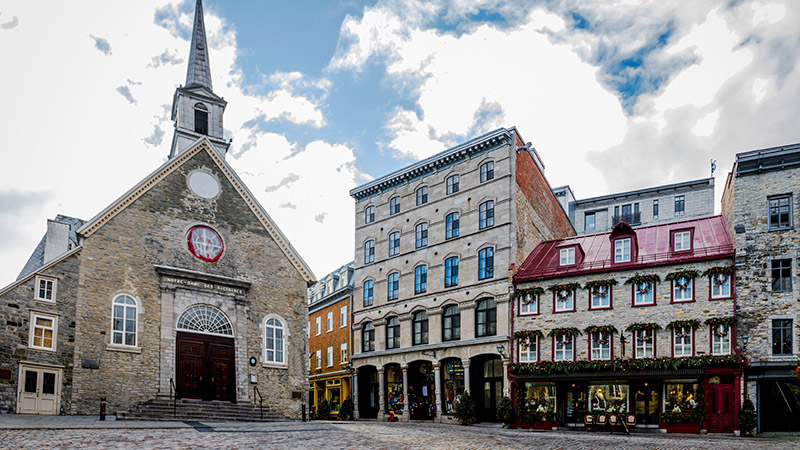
[514,215,733,282]
[1,246,82,297]
[76,137,316,284]
[18,215,85,280]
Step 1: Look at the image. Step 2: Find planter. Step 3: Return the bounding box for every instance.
[534,421,559,430]
[660,423,702,434]
[515,420,531,429]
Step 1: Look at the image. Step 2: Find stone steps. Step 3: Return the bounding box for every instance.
[117,396,289,422]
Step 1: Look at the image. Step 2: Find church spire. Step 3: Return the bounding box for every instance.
[185,0,212,90]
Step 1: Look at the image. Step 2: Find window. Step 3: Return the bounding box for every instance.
[386,317,400,349]
[445,212,460,239]
[444,256,459,287]
[363,280,374,307]
[264,316,287,365]
[478,247,494,280]
[362,322,375,352]
[29,312,56,351]
[769,195,792,229]
[315,316,321,335]
[389,197,400,215]
[315,350,322,369]
[327,346,333,367]
[653,199,659,219]
[415,265,428,294]
[559,248,575,266]
[711,324,731,355]
[111,294,137,347]
[479,201,494,229]
[672,277,693,302]
[416,187,428,205]
[387,272,399,300]
[633,281,655,306]
[634,329,654,358]
[674,195,685,215]
[614,238,631,263]
[340,343,348,363]
[590,331,611,360]
[388,232,400,257]
[364,205,375,224]
[476,299,497,337]
[34,277,56,302]
[584,213,596,231]
[446,175,459,194]
[519,293,539,315]
[364,240,375,264]
[554,287,575,312]
[327,312,333,331]
[589,285,611,309]
[340,306,347,327]
[554,333,574,361]
[710,273,731,299]
[480,162,494,182]
[519,336,538,362]
[442,305,460,341]
[772,319,793,355]
[415,223,428,248]
[663,382,700,413]
[772,259,792,292]
[673,326,693,357]
[673,231,691,251]
[441,360,465,414]
[194,103,208,134]
[413,311,429,345]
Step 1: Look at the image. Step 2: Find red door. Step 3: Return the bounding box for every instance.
[176,332,235,402]
[706,384,735,433]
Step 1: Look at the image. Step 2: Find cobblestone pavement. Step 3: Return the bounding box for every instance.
[1,420,799,450]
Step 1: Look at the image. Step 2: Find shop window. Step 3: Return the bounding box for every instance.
[663,382,700,413]
[589,384,629,413]
[441,360,465,414]
[521,382,556,413]
[327,379,342,413]
[519,293,539,315]
[385,365,404,414]
[711,325,731,355]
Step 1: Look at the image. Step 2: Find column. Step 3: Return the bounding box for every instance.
[402,364,410,421]
[352,372,359,420]
[463,359,471,397]
[378,367,385,417]
[502,360,510,397]
[433,363,442,420]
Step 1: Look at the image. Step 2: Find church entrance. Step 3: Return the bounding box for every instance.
[176,331,235,402]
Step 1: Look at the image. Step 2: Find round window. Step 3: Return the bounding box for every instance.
[187,225,224,262]
[187,171,220,199]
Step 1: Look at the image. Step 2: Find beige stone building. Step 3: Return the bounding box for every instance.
[0,0,314,419]
[349,127,574,422]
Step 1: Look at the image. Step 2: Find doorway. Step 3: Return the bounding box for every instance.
[17,364,61,415]
[706,379,735,433]
[633,383,660,425]
[472,355,503,422]
[357,366,379,419]
[176,331,235,402]
[760,380,800,432]
[408,360,435,420]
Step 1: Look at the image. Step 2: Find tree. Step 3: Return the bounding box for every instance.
[496,396,515,428]
[739,398,757,436]
[316,398,332,420]
[452,390,476,425]
[339,397,355,421]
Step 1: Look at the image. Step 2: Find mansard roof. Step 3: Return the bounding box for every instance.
[514,215,733,282]
[735,142,800,177]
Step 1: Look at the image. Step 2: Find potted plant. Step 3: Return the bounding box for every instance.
[515,392,531,429]
[660,409,704,434]
[496,396,515,428]
[339,397,354,421]
[532,409,559,430]
[452,390,476,425]
[738,398,757,436]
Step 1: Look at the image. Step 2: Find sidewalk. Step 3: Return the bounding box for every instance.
[0,415,295,430]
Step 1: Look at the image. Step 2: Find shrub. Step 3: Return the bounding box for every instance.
[316,398,332,420]
[339,397,354,421]
[452,390,476,425]
[739,398,757,436]
[496,396,515,428]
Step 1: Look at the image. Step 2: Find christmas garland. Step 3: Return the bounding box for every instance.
[703,317,737,327]
[548,327,581,338]
[702,265,735,278]
[624,274,661,286]
[661,410,705,424]
[664,269,700,281]
[514,329,544,345]
[547,283,581,301]
[584,279,618,296]
[513,286,545,301]
[584,325,618,335]
[625,322,662,332]
[666,319,701,330]
[509,353,744,376]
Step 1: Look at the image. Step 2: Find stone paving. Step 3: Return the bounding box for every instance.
[0,417,799,450]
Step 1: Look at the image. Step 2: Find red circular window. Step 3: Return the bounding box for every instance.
[187,225,224,262]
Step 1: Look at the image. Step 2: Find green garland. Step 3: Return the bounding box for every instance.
[513,286,545,300]
[584,279,618,293]
[514,329,544,345]
[546,282,581,293]
[623,273,661,286]
[704,317,737,327]
[666,319,701,330]
[509,353,744,376]
[702,265,735,278]
[548,327,581,338]
[584,325,618,335]
[665,269,700,281]
[625,322,662,332]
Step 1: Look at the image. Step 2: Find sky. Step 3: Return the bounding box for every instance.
[0,0,799,287]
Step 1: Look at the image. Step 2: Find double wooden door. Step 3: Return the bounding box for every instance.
[706,383,735,433]
[17,364,61,414]
[176,331,235,402]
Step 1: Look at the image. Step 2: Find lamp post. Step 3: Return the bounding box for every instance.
[497,343,506,359]
[741,333,749,352]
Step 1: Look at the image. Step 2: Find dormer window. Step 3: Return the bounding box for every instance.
[614,238,631,263]
[673,230,692,252]
[194,103,208,134]
[559,248,575,266]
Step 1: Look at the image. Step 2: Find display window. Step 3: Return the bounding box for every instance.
[385,365,404,414]
[588,384,629,413]
[663,381,701,412]
[521,382,557,412]
[441,360,465,414]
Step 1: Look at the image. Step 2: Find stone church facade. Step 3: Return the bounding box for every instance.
[0,0,314,418]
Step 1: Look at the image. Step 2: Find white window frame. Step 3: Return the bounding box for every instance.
[672,278,693,302]
[326,312,333,331]
[110,294,139,348]
[29,311,57,352]
[673,326,693,358]
[263,314,289,367]
[634,329,654,359]
[710,274,731,299]
[315,350,322,369]
[590,287,611,309]
[633,282,655,306]
[340,343,348,363]
[34,276,57,302]
[327,346,334,367]
[590,332,611,360]
[554,290,575,312]
[554,335,574,361]
[315,316,321,335]
[711,325,732,355]
[673,231,691,251]
[519,336,538,363]
[519,294,539,315]
[559,248,575,266]
[614,238,631,263]
[340,306,347,328]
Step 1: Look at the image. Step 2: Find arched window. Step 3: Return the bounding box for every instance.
[194,102,209,134]
[363,279,374,307]
[479,201,494,229]
[416,186,428,205]
[362,322,375,352]
[476,298,497,337]
[112,294,138,347]
[364,239,375,264]
[365,205,375,224]
[177,304,233,336]
[264,315,288,366]
[389,231,400,257]
[386,317,400,349]
[413,311,428,345]
[442,305,460,341]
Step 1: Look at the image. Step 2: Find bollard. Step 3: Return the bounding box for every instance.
[302,403,306,422]
[100,396,106,421]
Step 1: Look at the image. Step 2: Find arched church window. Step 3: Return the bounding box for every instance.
[176,304,233,336]
[194,102,209,135]
[112,294,138,347]
[264,315,288,366]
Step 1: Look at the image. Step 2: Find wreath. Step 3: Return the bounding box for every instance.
[712,273,728,286]
[624,274,660,294]
[704,317,736,337]
[514,329,544,346]
[666,270,699,291]
[514,287,545,302]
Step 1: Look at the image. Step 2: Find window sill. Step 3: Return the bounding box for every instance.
[33,298,56,304]
[28,346,56,353]
[106,345,141,354]
[632,303,656,308]
[519,311,540,316]
[670,299,695,304]
[768,226,793,232]
[588,306,613,311]
[553,309,576,314]
[262,362,288,369]
[709,296,734,301]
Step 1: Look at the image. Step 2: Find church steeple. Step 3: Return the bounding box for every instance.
[169,0,229,159]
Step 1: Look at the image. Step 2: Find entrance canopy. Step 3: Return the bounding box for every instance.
[177,304,233,336]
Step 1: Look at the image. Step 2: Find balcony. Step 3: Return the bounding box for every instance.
[612,212,641,226]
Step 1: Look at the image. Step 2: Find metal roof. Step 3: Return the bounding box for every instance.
[573,178,713,206]
[514,215,733,282]
[185,0,213,90]
[17,215,85,280]
[735,142,800,177]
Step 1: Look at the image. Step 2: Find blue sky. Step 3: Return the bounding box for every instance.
[1,0,799,285]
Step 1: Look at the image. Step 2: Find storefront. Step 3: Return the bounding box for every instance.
[472,355,504,422]
[309,371,352,417]
[408,361,435,420]
[441,359,465,415]
[357,366,379,419]
[750,363,800,432]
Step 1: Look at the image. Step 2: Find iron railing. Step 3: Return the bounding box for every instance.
[169,378,177,417]
[254,386,263,421]
[612,212,641,226]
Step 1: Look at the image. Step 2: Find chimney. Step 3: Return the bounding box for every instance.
[43,219,70,264]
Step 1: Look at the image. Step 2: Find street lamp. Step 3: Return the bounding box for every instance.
[741,333,749,351]
[496,343,506,358]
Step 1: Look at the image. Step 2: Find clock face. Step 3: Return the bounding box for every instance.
[187,225,224,262]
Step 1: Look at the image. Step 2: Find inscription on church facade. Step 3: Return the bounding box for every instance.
[162,277,246,296]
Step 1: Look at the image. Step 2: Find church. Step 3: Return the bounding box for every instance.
[0,0,314,418]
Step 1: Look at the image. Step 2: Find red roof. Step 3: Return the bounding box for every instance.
[514,215,734,282]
